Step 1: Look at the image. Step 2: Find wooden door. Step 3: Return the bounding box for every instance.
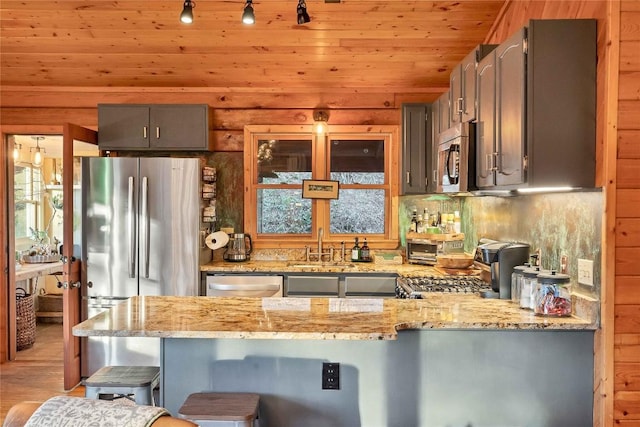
[62,123,97,390]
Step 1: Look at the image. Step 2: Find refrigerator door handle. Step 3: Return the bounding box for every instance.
[142,176,150,278]
[128,176,136,279]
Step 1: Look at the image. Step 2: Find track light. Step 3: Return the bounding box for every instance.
[13,142,21,161]
[30,136,45,168]
[297,0,311,24]
[180,0,194,24]
[242,0,255,24]
[313,110,329,135]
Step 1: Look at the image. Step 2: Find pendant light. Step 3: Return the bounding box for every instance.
[297,0,310,24]
[13,142,21,161]
[242,0,255,24]
[31,136,45,168]
[180,0,194,24]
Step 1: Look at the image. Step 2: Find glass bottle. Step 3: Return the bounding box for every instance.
[409,209,418,232]
[351,237,360,262]
[360,238,371,262]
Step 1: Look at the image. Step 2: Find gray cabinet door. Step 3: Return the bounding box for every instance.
[98,105,150,150]
[495,28,526,187]
[460,50,477,123]
[449,65,462,126]
[476,51,496,189]
[401,104,432,194]
[99,104,209,151]
[149,105,209,151]
[437,91,450,133]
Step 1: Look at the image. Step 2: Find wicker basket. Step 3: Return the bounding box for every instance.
[16,288,36,351]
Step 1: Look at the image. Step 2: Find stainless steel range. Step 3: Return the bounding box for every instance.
[395,275,491,298]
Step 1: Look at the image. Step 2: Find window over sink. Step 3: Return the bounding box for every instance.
[244,125,399,249]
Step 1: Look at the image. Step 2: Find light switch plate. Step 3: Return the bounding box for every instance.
[577,259,594,287]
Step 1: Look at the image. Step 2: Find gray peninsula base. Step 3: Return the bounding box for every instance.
[160,330,593,427]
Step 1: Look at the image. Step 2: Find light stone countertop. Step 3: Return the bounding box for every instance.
[200,259,472,276]
[72,295,596,341]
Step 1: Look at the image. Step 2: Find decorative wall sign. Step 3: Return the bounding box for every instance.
[302,179,339,199]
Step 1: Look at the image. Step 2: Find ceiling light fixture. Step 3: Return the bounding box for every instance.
[30,136,45,167]
[13,142,21,161]
[180,0,195,24]
[313,110,329,135]
[297,0,311,24]
[242,0,255,25]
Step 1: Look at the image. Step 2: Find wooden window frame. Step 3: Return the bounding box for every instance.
[244,125,399,250]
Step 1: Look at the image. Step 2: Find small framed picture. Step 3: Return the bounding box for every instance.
[302,179,340,199]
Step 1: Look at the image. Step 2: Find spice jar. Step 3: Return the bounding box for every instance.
[534,271,572,317]
[510,263,530,304]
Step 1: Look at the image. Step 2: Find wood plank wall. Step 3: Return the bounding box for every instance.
[615,1,640,424]
[0,1,634,425]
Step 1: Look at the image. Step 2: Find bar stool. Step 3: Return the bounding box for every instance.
[178,392,260,427]
[84,366,160,406]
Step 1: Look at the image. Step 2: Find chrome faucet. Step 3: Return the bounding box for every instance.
[305,226,333,262]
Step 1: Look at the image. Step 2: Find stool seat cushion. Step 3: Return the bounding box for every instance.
[85,366,160,387]
[179,393,259,422]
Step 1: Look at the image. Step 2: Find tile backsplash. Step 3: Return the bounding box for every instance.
[400,191,603,299]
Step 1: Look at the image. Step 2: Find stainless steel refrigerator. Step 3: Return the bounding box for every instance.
[80,157,208,377]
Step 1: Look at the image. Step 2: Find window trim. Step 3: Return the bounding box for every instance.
[244,125,399,250]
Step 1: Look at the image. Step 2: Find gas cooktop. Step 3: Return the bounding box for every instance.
[395,275,492,299]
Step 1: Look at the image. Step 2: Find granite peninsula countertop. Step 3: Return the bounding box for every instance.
[200,259,463,276]
[72,295,596,341]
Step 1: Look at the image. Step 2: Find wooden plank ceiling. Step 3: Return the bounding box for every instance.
[0,0,506,93]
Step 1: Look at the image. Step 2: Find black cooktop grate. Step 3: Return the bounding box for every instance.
[396,275,492,298]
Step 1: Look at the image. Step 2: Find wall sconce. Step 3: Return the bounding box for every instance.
[30,136,45,167]
[313,110,329,134]
[242,0,255,24]
[180,0,195,24]
[13,142,21,161]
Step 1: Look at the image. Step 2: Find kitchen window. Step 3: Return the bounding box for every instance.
[14,163,43,249]
[244,125,399,249]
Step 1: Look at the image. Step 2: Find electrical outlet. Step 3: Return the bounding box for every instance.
[577,259,594,287]
[322,362,340,390]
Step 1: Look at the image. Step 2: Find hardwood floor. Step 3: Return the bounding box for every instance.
[0,322,84,423]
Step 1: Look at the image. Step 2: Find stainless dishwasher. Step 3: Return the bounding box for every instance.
[206,274,284,297]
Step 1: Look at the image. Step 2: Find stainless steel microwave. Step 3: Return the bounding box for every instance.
[436,123,476,193]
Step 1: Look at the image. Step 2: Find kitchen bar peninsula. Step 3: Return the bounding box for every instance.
[74,296,596,427]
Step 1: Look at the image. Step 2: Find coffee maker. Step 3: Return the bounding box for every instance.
[476,241,530,299]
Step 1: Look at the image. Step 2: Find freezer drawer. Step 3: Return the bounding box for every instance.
[286,276,340,297]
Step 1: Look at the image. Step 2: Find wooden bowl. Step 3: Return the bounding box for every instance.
[436,254,475,269]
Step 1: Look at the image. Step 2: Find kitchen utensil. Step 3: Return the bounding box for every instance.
[436,254,474,269]
[223,233,253,262]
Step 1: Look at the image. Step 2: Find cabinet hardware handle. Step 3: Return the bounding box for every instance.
[156,127,160,139]
[128,176,135,279]
[143,126,148,139]
[87,281,93,288]
[406,171,410,184]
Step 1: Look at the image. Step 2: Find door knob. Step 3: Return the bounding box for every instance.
[70,281,81,289]
[87,281,94,288]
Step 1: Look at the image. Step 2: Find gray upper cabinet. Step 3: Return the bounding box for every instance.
[401,103,435,195]
[98,104,210,151]
[475,19,596,190]
[450,45,497,125]
[435,91,450,134]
